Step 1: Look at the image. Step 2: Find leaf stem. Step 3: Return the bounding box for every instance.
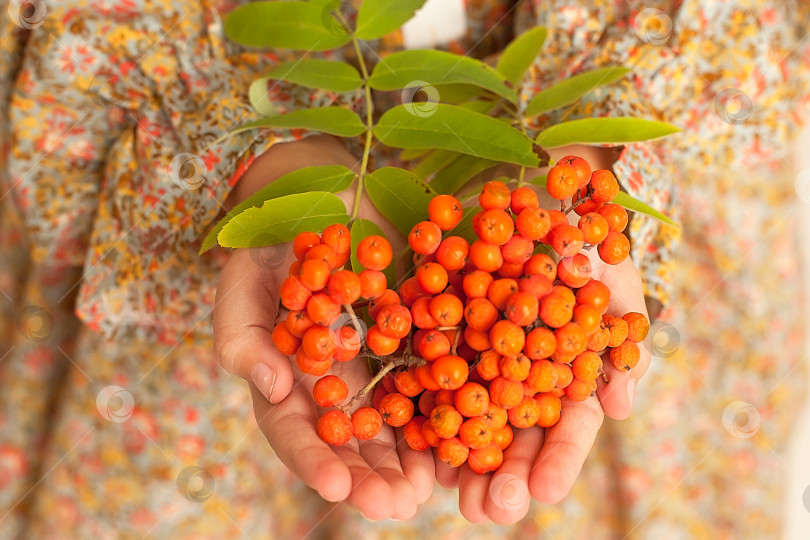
[348,33,374,221]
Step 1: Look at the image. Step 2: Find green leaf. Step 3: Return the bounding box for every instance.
[217,192,349,248]
[411,150,462,179]
[447,205,481,243]
[399,148,431,161]
[611,192,678,227]
[525,67,632,117]
[365,167,436,237]
[350,219,396,283]
[228,107,366,138]
[201,166,355,253]
[224,2,351,50]
[431,84,488,104]
[430,155,497,195]
[529,175,547,187]
[355,0,429,40]
[496,26,547,86]
[248,78,278,117]
[374,104,539,166]
[535,118,681,148]
[257,59,363,92]
[368,49,517,103]
[457,100,497,115]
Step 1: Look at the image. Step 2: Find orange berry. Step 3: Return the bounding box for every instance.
[488,376,524,409]
[499,353,531,382]
[571,351,603,381]
[430,403,464,438]
[459,416,494,449]
[420,419,442,447]
[598,231,630,265]
[525,253,557,281]
[482,402,508,429]
[518,274,553,300]
[469,240,504,272]
[508,395,542,428]
[492,424,513,450]
[598,203,629,232]
[501,234,533,265]
[489,320,526,357]
[573,304,602,335]
[574,187,604,216]
[454,382,490,417]
[352,407,383,440]
[478,181,511,210]
[555,322,588,356]
[317,410,353,446]
[551,224,585,258]
[358,269,387,299]
[280,276,311,311]
[475,349,501,381]
[527,358,557,393]
[437,437,469,467]
[403,416,431,451]
[417,330,451,360]
[428,194,464,231]
[399,276,430,308]
[285,310,314,338]
[487,278,519,311]
[464,327,491,351]
[357,235,393,271]
[463,270,494,298]
[306,292,340,326]
[552,362,574,388]
[539,293,574,328]
[436,236,469,270]
[327,270,361,305]
[293,232,321,260]
[468,443,503,474]
[431,355,470,390]
[464,297,499,332]
[369,289,400,320]
[552,285,576,305]
[510,186,540,213]
[546,163,579,200]
[416,262,448,294]
[535,393,562,427]
[557,155,592,189]
[411,296,439,329]
[524,327,557,360]
[378,392,415,427]
[366,324,401,356]
[305,243,338,270]
[516,207,551,241]
[565,377,597,402]
[409,220,443,255]
[272,323,300,356]
[415,365,441,392]
[589,169,619,203]
[435,389,455,407]
[295,347,333,375]
[557,254,592,288]
[298,259,331,292]
[418,390,437,416]
[610,340,641,371]
[394,368,425,397]
[603,315,630,347]
[478,209,515,246]
[576,279,611,313]
[313,375,348,407]
[302,325,336,361]
[333,325,362,362]
[503,292,538,327]
[429,293,464,326]
[578,212,610,245]
[289,260,302,277]
[320,223,351,255]
[623,312,650,342]
[376,304,412,339]
[495,262,522,280]
[587,321,611,352]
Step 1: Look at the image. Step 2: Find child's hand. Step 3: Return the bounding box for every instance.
[212,136,433,519]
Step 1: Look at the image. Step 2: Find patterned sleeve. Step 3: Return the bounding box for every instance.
[3,1,360,342]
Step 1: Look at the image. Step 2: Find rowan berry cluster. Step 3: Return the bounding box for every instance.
[271,156,649,474]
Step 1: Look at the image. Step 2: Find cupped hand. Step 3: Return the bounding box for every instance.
[212,136,434,520]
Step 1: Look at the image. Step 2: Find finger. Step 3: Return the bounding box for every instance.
[529,395,603,504]
[484,427,540,524]
[358,436,418,519]
[331,442,395,521]
[250,385,353,502]
[596,335,651,420]
[395,427,435,504]
[433,448,460,489]
[458,464,491,523]
[214,247,296,403]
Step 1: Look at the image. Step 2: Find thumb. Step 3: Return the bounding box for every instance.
[213,245,296,404]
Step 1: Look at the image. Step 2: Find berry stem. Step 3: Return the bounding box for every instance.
[563,193,591,214]
[342,303,363,337]
[341,353,426,412]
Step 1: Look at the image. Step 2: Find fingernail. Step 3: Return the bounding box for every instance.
[251,363,277,402]
[627,378,636,410]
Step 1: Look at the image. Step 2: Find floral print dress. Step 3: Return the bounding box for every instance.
[0,0,807,538]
